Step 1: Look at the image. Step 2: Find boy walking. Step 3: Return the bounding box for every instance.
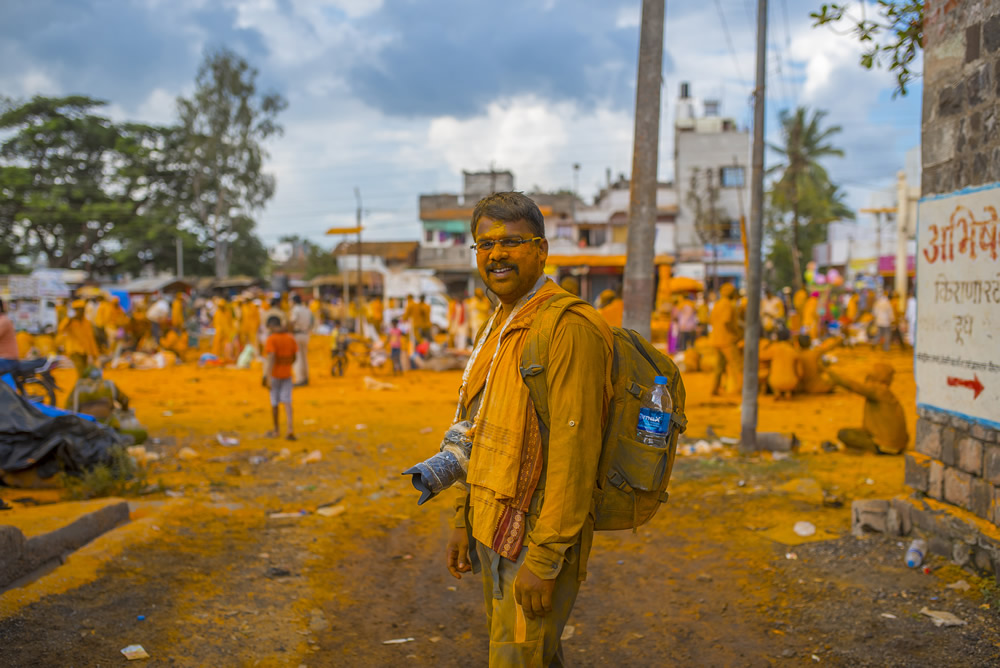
[263,316,298,440]
[388,318,404,375]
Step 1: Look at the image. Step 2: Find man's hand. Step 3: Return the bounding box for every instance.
[513,563,555,620]
[446,527,471,579]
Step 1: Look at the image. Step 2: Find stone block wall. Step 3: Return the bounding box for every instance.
[906,407,1000,525]
[922,0,1000,195]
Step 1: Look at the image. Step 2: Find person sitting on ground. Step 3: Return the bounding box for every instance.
[65,366,147,444]
[794,334,840,394]
[825,362,908,454]
[760,328,802,401]
[263,316,297,441]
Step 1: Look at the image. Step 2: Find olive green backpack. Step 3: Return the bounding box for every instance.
[519,293,687,531]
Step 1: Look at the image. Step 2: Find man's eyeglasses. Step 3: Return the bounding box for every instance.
[470,236,543,252]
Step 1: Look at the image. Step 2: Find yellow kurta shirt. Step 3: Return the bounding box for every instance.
[58,317,100,358]
[455,288,611,582]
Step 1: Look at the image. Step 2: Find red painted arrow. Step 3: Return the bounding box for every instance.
[947,374,984,399]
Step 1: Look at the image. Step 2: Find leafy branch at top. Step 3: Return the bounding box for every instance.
[811,1,923,97]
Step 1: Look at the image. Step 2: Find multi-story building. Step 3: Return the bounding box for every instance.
[673,82,750,287]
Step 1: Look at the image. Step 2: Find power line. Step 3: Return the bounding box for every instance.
[714,0,747,83]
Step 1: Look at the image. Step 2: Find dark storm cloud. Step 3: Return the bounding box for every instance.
[0,0,269,110]
[346,0,674,118]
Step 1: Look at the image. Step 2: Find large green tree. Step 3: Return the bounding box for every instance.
[175,47,287,278]
[811,2,923,97]
[767,107,851,291]
[0,96,141,272]
[765,181,852,291]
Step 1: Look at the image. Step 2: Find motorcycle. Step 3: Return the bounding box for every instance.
[0,357,61,407]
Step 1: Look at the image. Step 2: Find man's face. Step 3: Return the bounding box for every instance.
[474,216,548,306]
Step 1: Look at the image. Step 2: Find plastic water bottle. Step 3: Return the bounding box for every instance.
[905,539,927,568]
[637,375,673,448]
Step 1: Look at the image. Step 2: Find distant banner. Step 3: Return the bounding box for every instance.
[916,183,1000,427]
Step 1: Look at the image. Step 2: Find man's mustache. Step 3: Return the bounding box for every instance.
[486,263,518,273]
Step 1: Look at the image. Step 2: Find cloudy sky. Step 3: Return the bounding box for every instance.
[0,0,921,246]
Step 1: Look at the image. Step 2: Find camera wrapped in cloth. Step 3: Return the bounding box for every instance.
[402,420,473,505]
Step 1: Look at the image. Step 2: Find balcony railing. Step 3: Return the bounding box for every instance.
[417,246,476,271]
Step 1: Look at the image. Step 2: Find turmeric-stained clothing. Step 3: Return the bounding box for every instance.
[761,341,801,392]
[827,369,908,454]
[55,303,67,327]
[796,337,840,394]
[467,296,492,339]
[160,329,188,356]
[598,298,623,328]
[456,281,613,582]
[846,294,859,323]
[33,333,57,357]
[240,302,260,348]
[793,288,807,314]
[211,304,235,358]
[414,303,432,331]
[787,312,802,333]
[95,301,114,329]
[708,298,739,347]
[58,317,100,359]
[802,296,819,338]
[171,298,185,329]
[13,329,31,359]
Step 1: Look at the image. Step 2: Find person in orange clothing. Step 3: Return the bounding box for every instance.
[596,289,623,328]
[826,363,908,454]
[171,293,186,330]
[802,291,820,340]
[444,192,613,666]
[708,283,741,395]
[792,287,808,316]
[795,334,840,394]
[33,327,58,357]
[411,295,432,343]
[761,329,802,400]
[466,288,492,341]
[211,298,237,359]
[263,315,298,441]
[15,330,33,359]
[58,299,100,377]
[239,297,261,353]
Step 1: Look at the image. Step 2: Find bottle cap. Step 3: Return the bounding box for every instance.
[654,375,669,385]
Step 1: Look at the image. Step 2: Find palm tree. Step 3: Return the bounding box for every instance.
[768,107,846,291]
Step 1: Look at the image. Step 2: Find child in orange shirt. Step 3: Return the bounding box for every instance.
[263,316,298,440]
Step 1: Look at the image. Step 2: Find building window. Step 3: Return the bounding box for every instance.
[720,166,745,188]
[425,229,434,243]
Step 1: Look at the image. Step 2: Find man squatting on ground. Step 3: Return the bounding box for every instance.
[446,192,614,666]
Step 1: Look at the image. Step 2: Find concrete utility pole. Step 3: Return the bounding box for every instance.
[354,187,363,333]
[895,171,908,301]
[740,0,768,452]
[622,0,665,339]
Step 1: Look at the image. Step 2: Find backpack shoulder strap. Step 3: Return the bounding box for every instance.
[520,293,587,429]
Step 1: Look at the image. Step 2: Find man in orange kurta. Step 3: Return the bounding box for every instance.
[58,300,100,377]
[708,283,741,395]
[445,192,613,667]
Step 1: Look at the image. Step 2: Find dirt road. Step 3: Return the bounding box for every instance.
[2,344,998,666]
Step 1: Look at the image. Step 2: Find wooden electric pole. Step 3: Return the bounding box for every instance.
[740,0,768,451]
[622,0,665,339]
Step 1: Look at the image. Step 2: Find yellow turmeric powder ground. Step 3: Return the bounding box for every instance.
[4,340,969,665]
